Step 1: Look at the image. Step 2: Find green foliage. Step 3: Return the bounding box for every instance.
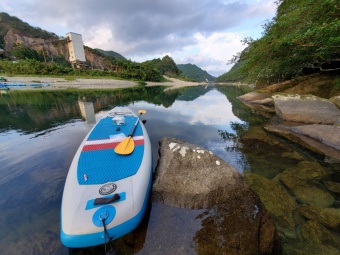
[0,59,164,82]
[158,55,181,77]
[216,61,247,82]
[11,44,42,61]
[177,63,215,82]
[220,0,340,86]
[0,12,57,39]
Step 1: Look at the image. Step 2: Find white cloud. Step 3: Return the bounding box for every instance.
[166,32,246,76]
[0,0,277,77]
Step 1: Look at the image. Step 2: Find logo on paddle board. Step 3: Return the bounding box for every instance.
[99,183,117,195]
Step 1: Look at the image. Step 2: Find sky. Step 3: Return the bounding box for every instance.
[1,0,277,77]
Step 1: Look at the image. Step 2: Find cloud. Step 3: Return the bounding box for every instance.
[0,0,277,76]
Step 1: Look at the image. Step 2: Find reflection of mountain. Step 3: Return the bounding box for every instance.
[176,85,215,101]
[215,86,266,124]
[0,87,179,134]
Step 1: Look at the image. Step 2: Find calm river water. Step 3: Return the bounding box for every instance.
[0,84,338,254]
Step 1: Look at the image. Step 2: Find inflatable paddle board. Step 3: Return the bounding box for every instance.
[60,106,152,248]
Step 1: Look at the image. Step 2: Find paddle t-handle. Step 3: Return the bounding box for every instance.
[114,109,146,155]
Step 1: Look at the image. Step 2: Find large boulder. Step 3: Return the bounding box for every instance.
[272,94,340,124]
[153,137,280,254]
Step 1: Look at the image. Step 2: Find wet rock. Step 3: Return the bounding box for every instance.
[329,95,340,108]
[272,94,340,124]
[244,172,298,239]
[153,137,280,254]
[237,92,272,102]
[299,205,340,231]
[287,125,340,151]
[264,125,340,162]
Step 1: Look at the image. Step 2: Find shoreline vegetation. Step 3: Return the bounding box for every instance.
[1,75,247,91]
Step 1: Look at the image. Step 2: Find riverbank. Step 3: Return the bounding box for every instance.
[2,76,206,91]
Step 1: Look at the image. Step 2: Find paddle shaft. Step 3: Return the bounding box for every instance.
[128,117,140,137]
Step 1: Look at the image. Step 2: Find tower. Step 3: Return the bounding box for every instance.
[66,32,86,68]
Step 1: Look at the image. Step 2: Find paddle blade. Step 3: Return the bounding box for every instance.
[138,110,146,115]
[114,137,135,155]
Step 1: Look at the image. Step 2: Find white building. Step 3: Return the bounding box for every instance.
[66,32,86,68]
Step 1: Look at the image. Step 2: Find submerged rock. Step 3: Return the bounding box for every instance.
[277,161,329,181]
[280,175,334,207]
[284,220,340,254]
[299,205,340,231]
[153,137,280,254]
[276,161,334,207]
[324,181,340,193]
[244,173,298,239]
[240,126,305,179]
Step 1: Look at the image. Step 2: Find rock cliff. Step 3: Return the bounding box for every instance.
[2,28,110,69]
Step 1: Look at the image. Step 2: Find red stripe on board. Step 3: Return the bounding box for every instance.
[82,140,144,152]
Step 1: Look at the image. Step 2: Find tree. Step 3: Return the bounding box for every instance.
[158,55,181,77]
[224,0,340,85]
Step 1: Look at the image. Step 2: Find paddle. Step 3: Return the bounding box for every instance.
[114,110,146,155]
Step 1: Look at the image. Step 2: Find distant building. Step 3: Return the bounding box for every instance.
[66,32,86,68]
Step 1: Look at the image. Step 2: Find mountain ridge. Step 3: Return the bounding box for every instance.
[177,63,215,82]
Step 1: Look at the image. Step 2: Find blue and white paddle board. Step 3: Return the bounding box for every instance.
[60,106,152,248]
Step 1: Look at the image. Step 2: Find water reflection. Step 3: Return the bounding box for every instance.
[78,101,96,125]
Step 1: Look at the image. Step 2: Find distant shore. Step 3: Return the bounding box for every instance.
[2,76,209,91]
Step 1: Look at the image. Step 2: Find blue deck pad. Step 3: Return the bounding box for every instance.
[77,146,144,185]
[87,116,143,141]
[77,115,145,185]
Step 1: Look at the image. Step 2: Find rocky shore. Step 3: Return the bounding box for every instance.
[236,73,340,253]
[237,74,340,162]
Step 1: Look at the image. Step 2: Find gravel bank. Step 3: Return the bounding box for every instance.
[3,76,206,90]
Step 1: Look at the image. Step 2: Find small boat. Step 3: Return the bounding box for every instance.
[60,106,152,248]
[5,82,26,87]
[29,83,50,88]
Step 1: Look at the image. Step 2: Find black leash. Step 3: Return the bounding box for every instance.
[100,216,116,255]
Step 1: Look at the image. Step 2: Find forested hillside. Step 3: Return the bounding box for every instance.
[217,0,340,87]
[177,63,215,82]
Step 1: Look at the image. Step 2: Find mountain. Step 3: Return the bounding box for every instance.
[177,63,215,82]
[95,49,126,60]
